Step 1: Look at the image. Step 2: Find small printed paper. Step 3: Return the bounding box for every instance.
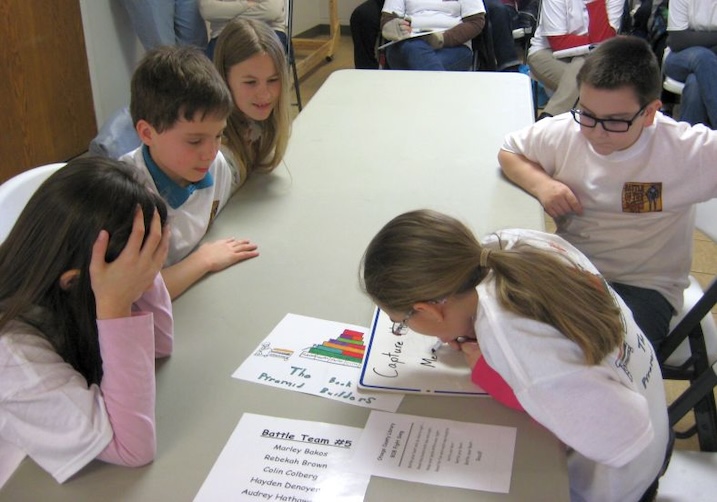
[233,313,403,411]
[194,413,369,502]
[348,410,517,493]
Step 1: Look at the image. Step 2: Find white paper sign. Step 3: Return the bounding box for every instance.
[233,314,403,411]
[194,413,370,502]
[349,410,517,493]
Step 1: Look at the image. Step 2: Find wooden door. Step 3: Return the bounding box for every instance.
[0,0,96,183]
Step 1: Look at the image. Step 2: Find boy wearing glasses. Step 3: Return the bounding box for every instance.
[498,35,717,351]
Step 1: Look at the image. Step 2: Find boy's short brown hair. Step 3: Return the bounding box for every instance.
[577,36,662,107]
[130,45,233,133]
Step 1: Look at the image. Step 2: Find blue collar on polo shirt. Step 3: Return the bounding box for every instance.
[142,145,213,209]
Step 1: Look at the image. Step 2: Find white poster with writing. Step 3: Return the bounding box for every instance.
[359,308,487,395]
[194,413,369,501]
[348,410,517,493]
[233,313,403,411]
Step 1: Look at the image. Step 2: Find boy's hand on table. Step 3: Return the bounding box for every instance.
[198,238,259,272]
[536,179,583,218]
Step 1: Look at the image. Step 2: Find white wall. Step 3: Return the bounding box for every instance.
[79,0,143,129]
[332,0,363,25]
[293,0,322,34]
[80,0,363,128]
[295,0,363,33]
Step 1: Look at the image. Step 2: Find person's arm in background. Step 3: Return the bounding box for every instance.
[430,0,485,47]
[669,31,717,52]
[667,0,717,52]
[381,11,412,40]
[548,1,616,51]
[199,0,253,22]
[441,13,486,47]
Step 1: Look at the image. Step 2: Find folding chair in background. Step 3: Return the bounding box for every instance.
[658,198,717,452]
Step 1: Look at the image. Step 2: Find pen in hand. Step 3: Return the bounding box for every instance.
[394,11,412,23]
[393,11,412,34]
[430,336,471,354]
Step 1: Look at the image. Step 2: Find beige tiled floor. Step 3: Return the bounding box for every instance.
[294,35,717,452]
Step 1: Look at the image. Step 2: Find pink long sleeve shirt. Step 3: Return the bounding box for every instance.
[0,273,173,483]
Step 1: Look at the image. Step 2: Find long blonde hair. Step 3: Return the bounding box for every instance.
[361,210,623,365]
[214,18,291,184]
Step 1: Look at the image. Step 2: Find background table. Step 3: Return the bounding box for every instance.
[1,70,569,501]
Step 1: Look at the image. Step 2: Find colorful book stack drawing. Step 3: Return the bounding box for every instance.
[301,329,366,368]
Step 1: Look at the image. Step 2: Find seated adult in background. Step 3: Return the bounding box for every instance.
[350,0,385,69]
[199,0,287,60]
[354,0,521,71]
[502,0,539,22]
[380,0,486,71]
[527,0,624,120]
[119,0,208,50]
[663,0,717,128]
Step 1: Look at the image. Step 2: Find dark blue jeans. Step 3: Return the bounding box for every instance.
[664,46,717,128]
[483,0,520,70]
[610,282,673,351]
[386,38,472,71]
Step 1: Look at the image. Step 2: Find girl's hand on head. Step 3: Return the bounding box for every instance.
[197,237,259,272]
[459,341,483,369]
[91,207,169,320]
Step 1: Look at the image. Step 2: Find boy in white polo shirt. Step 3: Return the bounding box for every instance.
[499,36,717,352]
[122,46,259,299]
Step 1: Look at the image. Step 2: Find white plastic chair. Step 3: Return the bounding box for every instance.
[657,448,717,501]
[0,163,65,244]
[664,76,685,96]
[657,361,717,500]
[661,47,685,117]
[659,198,717,450]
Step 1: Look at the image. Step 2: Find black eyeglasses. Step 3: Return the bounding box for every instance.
[389,299,447,336]
[391,310,414,336]
[570,103,647,133]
